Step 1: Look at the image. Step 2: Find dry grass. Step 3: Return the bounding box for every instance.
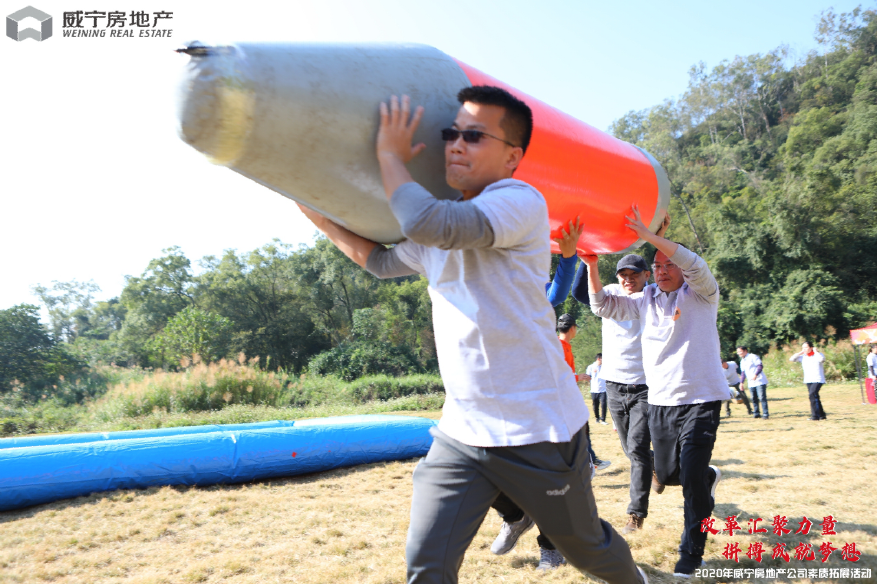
[1,383,875,583]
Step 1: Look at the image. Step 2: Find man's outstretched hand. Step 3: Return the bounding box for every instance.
[376,95,425,199]
[656,210,671,238]
[553,217,584,259]
[377,95,426,164]
[624,204,652,240]
[579,253,599,269]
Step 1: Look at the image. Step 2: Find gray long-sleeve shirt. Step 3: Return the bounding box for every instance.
[365,183,496,278]
[589,246,729,406]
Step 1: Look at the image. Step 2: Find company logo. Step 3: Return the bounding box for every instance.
[546,484,570,496]
[6,6,52,42]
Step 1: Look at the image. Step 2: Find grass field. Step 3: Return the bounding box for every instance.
[1,382,875,583]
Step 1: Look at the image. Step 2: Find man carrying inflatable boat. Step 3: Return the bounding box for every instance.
[297,85,649,584]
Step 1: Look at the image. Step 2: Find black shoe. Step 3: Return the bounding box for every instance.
[673,552,704,578]
[753,414,761,418]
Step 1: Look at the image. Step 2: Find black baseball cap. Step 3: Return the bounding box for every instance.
[616,254,649,274]
[557,314,577,330]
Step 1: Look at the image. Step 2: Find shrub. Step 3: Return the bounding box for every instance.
[307,340,422,381]
[281,373,444,407]
[94,355,289,419]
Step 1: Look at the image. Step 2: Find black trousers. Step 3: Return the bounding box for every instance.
[591,392,608,422]
[649,401,721,558]
[724,383,751,416]
[605,381,652,518]
[807,383,827,419]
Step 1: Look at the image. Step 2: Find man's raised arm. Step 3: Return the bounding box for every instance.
[625,205,717,301]
[581,254,642,322]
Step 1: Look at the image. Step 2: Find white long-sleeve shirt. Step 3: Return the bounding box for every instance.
[597,284,647,385]
[589,247,729,406]
[790,351,826,384]
[382,179,588,447]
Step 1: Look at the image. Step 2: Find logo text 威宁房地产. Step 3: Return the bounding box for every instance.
[6,6,53,42]
[61,11,173,38]
[6,8,174,41]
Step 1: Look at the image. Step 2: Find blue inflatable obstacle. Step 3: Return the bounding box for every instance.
[0,415,437,512]
[0,420,296,449]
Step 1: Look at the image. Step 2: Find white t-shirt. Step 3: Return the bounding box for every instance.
[597,284,646,385]
[867,352,877,377]
[724,362,740,385]
[586,362,607,393]
[393,179,588,447]
[740,353,768,386]
[790,351,826,384]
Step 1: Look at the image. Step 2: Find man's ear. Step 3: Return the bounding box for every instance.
[505,147,524,172]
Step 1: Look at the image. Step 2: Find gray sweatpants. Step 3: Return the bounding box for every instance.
[405,426,643,584]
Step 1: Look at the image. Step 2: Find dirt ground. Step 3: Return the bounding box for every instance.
[1,383,875,583]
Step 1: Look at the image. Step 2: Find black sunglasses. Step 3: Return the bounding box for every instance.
[441,128,518,148]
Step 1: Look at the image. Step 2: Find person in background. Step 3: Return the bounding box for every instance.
[721,357,751,417]
[867,344,877,381]
[789,342,827,421]
[737,346,769,419]
[585,354,608,424]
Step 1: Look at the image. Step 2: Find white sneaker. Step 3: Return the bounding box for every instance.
[637,566,650,584]
[490,514,534,555]
[709,465,722,500]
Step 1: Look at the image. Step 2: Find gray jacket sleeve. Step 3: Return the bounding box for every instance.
[672,246,719,303]
[365,246,418,279]
[388,182,495,249]
[589,288,642,321]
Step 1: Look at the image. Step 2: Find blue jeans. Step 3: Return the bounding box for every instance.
[750,385,769,418]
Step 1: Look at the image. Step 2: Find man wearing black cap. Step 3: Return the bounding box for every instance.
[573,253,655,535]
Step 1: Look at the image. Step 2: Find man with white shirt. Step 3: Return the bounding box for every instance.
[737,347,769,419]
[583,205,726,578]
[586,354,608,424]
[722,358,751,417]
[297,86,646,584]
[789,342,827,420]
[572,252,659,535]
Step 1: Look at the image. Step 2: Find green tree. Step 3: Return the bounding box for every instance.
[149,306,234,367]
[31,279,100,342]
[197,241,327,372]
[0,305,81,398]
[117,247,196,365]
